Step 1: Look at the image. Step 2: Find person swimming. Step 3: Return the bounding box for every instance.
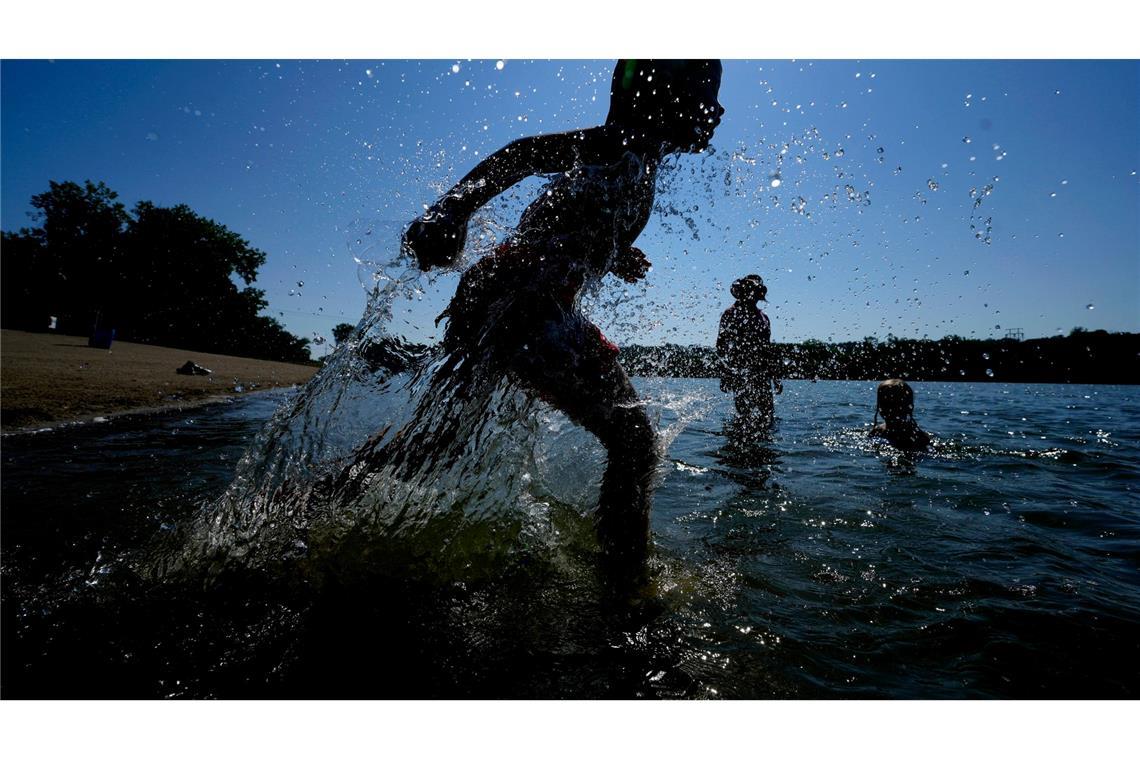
[869,379,931,451]
[392,60,725,569]
[716,274,782,423]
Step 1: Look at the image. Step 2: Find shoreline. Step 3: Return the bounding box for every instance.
[0,385,297,436]
[1,329,319,434]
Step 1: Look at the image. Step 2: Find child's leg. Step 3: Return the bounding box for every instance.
[510,318,659,564]
[736,384,774,422]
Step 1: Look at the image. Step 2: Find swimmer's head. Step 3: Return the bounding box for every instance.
[607,59,723,152]
[875,379,915,423]
[731,274,766,303]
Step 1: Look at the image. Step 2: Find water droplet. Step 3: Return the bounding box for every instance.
[451,64,460,74]
[769,174,782,188]
[982,352,990,360]
[962,136,971,144]
[496,60,505,70]
[1086,303,1095,310]
[927,179,939,191]
[985,368,994,377]
[296,280,304,288]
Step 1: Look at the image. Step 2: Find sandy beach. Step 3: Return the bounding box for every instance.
[0,329,319,432]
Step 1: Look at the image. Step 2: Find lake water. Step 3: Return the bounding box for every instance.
[2,379,1138,698]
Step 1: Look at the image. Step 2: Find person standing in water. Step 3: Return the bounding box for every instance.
[716,274,783,422]
[395,60,725,569]
[869,379,931,451]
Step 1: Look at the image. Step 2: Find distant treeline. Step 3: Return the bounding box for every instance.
[621,330,1140,384]
[2,180,314,364]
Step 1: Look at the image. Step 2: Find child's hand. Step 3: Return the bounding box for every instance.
[402,207,467,271]
[611,246,651,283]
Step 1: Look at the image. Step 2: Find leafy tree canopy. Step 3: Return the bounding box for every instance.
[2,180,312,364]
[332,323,355,345]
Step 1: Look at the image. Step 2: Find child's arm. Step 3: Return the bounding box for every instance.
[716,310,741,361]
[404,128,603,270]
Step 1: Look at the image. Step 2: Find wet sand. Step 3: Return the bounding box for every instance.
[1,329,318,432]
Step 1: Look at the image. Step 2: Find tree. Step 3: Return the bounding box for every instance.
[114,201,267,347]
[2,179,312,363]
[0,230,50,330]
[332,323,355,345]
[2,180,129,333]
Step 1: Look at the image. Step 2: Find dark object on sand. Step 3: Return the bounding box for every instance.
[176,361,212,376]
[88,327,115,349]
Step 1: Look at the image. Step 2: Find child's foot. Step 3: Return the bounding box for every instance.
[595,512,652,593]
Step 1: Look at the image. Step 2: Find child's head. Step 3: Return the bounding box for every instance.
[730,274,766,304]
[607,59,723,152]
[875,379,915,423]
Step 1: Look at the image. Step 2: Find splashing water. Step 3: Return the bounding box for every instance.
[158,213,715,586]
[149,77,1023,586]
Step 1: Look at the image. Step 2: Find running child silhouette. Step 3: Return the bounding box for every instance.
[398,60,724,567]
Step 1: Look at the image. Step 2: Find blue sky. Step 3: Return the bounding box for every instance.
[3,59,1137,357]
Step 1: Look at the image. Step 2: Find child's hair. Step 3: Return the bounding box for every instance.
[730,274,766,303]
[874,379,915,424]
[606,59,722,127]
